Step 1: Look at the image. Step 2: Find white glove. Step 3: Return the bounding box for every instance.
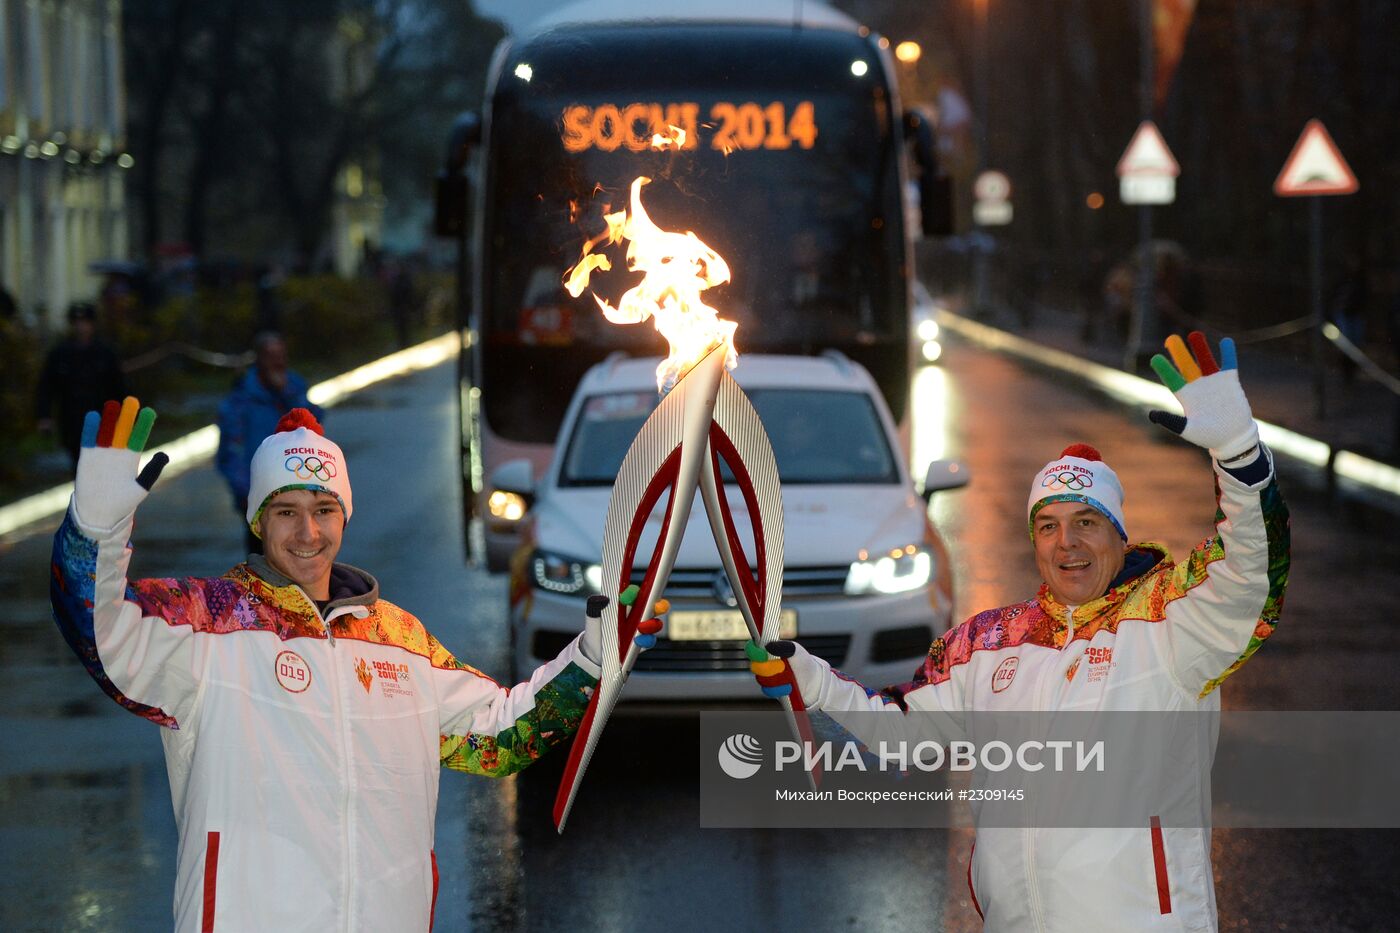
[72,398,169,532]
[578,589,666,668]
[749,639,826,709]
[1148,333,1260,462]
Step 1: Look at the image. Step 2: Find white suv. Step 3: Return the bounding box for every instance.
[500,352,969,700]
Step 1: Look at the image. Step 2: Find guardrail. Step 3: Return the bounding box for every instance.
[936,310,1400,502]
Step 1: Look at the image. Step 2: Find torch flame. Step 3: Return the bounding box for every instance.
[564,176,738,393]
[650,124,687,150]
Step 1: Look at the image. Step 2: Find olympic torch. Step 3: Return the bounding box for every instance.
[552,174,817,832]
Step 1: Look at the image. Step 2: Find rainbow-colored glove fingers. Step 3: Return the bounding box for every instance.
[81,397,168,490]
[1148,332,1259,462]
[616,584,668,649]
[580,588,668,667]
[747,639,794,698]
[73,397,169,530]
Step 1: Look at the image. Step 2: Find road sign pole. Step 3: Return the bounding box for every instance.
[973,0,990,320]
[1126,205,1153,372]
[1125,0,1155,373]
[1309,196,1325,419]
[1271,117,1359,418]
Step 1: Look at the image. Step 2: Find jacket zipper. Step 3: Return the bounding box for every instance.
[298,589,355,932]
[1024,603,1076,933]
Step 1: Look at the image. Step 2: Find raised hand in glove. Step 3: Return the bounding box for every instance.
[747,638,823,705]
[578,585,668,668]
[1148,332,1260,463]
[73,397,170,531]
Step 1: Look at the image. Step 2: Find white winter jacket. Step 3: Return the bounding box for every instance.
[800,457,1289,932]
[51,507,600,932]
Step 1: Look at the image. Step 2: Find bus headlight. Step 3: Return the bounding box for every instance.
[531,550,603,595]
[488,490,528,522]
[844,546,933,595]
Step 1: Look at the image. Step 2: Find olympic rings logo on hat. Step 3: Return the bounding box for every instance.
[1041,470,1093,491]
[285,455,338,481]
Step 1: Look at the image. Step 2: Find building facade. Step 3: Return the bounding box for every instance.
[0,0,128,333]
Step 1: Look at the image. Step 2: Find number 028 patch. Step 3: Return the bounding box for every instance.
[561,101,818,153]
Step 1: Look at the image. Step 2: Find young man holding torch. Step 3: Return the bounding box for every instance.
[50,401,663,931]
[751,332,1290,932]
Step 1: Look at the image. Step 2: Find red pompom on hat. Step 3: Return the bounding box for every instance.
[275,408,325,436]
[1059,443,1102,461]
[1027,444,1126,540]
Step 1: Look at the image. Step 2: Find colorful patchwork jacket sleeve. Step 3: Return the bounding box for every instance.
[435,636,601,778]
[761,634,969,755]
[1161,451,1290,698]
[50,508,201,729]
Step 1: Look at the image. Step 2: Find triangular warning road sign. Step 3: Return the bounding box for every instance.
[1116,121,1180,177]
[1274,119,1358,196]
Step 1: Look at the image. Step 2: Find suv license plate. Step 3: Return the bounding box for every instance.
[667,609,798,641]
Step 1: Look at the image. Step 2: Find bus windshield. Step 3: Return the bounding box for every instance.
[481,24,908,443]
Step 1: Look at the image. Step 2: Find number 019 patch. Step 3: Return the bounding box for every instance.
[275,650,312,693]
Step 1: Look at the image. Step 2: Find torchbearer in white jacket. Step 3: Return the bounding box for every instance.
[750,332,1290,932]
[50,404,664,932]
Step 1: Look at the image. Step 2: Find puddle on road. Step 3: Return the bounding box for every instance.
[0,762,174,933]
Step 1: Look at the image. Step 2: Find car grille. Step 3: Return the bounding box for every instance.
[631,634,850,672]
[530,630,849,671]
[627,565,850,599]
[870,625,935,663]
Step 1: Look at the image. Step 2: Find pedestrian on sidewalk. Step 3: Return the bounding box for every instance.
[50,402,664,931]
[387,259,418,348]
[216,332,320,554]
[34,302,127,470]
[750,331,1290,932]
[1329,254,1369,382]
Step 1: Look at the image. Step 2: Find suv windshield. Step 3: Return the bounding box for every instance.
[561,388,898,487]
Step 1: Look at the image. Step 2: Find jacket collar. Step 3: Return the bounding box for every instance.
[239,366,304,402]
[246,553,380,611]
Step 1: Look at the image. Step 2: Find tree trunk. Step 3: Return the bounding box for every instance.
[183,1,243,257]
[134,0,194,259]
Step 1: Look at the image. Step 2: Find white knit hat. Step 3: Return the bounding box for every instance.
[1027,444,1126,540]
[246,409,352,535]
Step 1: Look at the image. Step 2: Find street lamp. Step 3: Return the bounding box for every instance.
[895,41,922,64]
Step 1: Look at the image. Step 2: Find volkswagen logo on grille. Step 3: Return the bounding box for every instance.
[711,570,738,607]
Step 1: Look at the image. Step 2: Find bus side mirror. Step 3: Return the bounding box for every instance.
[903,108,954,238]
[434,174,468,237]
[920,175,954,238]
[434,111,482,238]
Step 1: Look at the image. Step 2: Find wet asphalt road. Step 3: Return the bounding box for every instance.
[1,336,1397,931]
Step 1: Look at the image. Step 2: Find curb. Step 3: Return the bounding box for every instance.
[937,311,1400,501]
[0,332,461,539]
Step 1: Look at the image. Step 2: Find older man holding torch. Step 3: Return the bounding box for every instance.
[751,332,1290,932]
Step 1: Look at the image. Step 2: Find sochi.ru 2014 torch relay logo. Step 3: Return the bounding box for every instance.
[718,733,764,779]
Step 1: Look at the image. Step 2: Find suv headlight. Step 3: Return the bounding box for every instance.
[530,550,603,595]
[844,545,933,596]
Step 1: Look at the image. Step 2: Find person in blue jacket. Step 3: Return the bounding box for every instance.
[216,331,323,553]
